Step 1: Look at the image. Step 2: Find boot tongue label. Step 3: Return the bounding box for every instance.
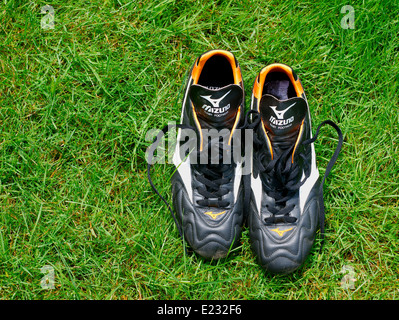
[189,84,243,129]
[259,95,307,135]
[200,89,232,116]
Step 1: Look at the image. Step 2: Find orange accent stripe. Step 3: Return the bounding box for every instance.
[252,75,262,100]
[228,107,241,145]
[262,125,274,160]
[291,119,305,163]
[191,58,203,85]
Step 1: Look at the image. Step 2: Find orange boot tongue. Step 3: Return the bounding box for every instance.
[189,84,243,130]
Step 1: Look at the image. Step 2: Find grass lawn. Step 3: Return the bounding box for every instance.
[0,0,398,300]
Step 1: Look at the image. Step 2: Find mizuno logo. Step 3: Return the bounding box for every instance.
[270,102,296,120]
[204,210,226,220]
[269,115,294,126]
[200,90,231,115]
[271,227,293,237]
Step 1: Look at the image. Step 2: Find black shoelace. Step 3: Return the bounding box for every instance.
[249,111,343,248]
[193,135,236,208]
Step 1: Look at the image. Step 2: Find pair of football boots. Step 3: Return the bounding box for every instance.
[147,50,343,274]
